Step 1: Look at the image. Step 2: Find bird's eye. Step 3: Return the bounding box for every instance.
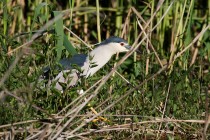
[120,42,125,46]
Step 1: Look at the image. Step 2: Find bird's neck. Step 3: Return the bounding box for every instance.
[83,46,116,77]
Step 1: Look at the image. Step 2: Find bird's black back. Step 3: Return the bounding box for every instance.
[42,54,87,79]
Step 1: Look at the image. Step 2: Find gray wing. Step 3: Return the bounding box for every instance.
[43,54,87,79]
[59,54,87,70]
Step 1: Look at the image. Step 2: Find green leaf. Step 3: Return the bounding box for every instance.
[184,1,194,46]
[31,2,48,30]
[54,11,64,61]
[63,35,77,55]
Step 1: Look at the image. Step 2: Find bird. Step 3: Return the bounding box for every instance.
[41,36,132,92]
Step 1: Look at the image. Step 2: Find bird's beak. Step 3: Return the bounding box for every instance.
[125,45,141,54]
[135,49,141,54]
[125,45,131,50]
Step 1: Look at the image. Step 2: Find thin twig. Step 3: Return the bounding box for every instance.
[158,81,171,131]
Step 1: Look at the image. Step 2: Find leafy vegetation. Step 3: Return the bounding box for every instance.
[0,0,209,139]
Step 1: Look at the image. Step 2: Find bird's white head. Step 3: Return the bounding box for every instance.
[83,36,131,77]
[97,36,131,53]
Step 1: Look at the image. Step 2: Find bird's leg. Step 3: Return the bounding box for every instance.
[87,104,109,123]
[83,97,109,122]
[77,89,109,122]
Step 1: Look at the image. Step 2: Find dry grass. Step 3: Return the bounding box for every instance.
[0,0,209,139]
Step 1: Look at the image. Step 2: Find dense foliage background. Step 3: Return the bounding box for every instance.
[0,0,209,139]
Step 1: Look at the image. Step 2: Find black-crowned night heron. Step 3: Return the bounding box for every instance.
[42,36,131,92]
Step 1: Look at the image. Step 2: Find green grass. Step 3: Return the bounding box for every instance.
[0,0,209,139]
